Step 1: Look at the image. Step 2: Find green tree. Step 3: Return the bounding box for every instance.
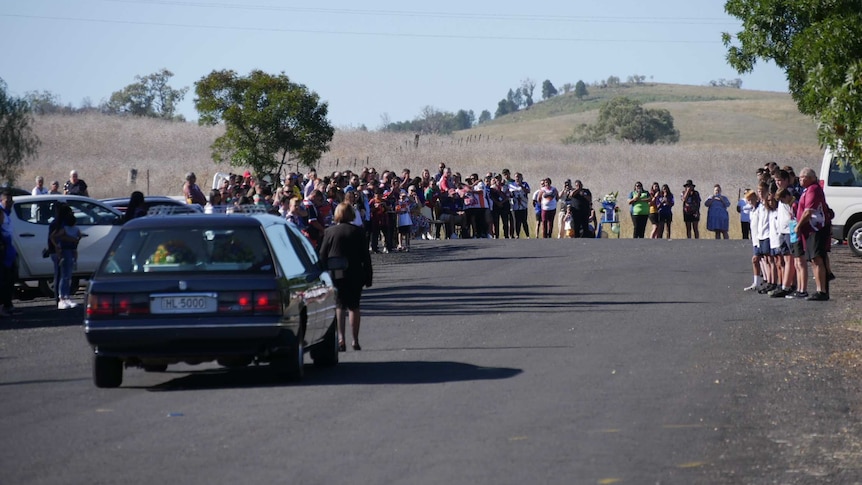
[541,80,558,100]
[723,0,862,166]
[509,88,524,109]
[453,109,475,130]
[495,99,511,118]
[24,90,65,115]
[478,110,492,124]
[194,70,334,176]
[104,68,188,120]
[575,80,589,99]
[521,78,536,107]
[564,96,679,145]
[0,79,40,184]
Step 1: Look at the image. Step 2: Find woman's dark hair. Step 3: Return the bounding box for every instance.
[124,191,146,223]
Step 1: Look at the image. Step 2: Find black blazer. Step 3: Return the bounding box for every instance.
[318,223,373,288]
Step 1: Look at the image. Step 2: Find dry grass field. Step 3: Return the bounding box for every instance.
[18,83,823,239]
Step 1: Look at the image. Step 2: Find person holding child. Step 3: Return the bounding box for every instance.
[51,206,81,309]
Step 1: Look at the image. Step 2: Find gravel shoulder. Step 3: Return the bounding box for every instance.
[722,245,862,482]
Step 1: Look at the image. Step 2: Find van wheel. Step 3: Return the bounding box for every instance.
[849,221,862,257]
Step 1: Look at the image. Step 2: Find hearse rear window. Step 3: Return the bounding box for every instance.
[99,227,274,274]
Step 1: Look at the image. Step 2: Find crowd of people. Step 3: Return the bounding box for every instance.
[197,165,777,249]
[739,162,835,301]
[4,160,835,320]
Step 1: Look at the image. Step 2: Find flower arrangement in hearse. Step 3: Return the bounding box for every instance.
[146,240,196,265]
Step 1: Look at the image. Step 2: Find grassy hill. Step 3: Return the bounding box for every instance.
[458,82,818,148]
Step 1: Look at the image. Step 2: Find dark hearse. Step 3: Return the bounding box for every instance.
[84,211,338,387]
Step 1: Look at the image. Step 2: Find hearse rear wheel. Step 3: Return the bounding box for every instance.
[93,355,123,388]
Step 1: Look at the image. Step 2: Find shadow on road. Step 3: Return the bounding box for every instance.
[1,303,83,330]
[141,360,521,391]
[363,284,700,317]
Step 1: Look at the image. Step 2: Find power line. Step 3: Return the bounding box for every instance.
[1,14,722,44]
[108,0,735,25]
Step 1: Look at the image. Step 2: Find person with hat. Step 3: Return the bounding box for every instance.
[183,172,208,206]
[681,179,702,239]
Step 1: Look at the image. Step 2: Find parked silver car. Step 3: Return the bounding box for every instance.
[10,195,124,296]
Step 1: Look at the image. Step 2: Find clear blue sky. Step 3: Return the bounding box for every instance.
[1,0,788,129]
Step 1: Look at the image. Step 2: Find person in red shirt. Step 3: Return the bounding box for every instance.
[794,167,831,301]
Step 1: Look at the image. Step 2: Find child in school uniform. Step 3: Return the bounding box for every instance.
[743,189,765,291]
[768,188,798,298]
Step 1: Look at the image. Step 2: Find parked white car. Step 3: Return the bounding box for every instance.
[820,147,862,257]
[10,195,124,295]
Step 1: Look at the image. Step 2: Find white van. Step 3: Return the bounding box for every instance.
[820,147,862,256]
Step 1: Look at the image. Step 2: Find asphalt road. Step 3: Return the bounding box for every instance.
[1,238,859,484]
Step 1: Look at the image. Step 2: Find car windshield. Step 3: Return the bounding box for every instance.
[99,226,275,274]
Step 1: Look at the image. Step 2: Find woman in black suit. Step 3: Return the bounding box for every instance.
[318,202,373,351]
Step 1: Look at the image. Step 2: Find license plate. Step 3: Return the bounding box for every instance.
[151,293,217,314]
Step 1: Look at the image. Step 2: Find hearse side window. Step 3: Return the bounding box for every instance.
[264,224,309,277]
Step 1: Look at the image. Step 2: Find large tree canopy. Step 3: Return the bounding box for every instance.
[194,70,334,177]
[0,78,40,184]
[104,68,188,120]
[723,0,862,166]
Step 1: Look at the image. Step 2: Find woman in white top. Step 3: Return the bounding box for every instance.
[539,177,559,239]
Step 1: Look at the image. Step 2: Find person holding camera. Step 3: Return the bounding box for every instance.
[705,183,731,239]
[681,180,702,239]
[557,179,576,238]
[568,180,593,238]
